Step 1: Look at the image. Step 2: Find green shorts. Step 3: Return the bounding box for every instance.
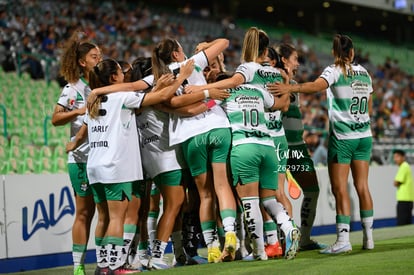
[91,182,133,203]
[287,143,316,172]
[153,169,191,187]
[182,128,231,176]
[328,134,372,164]
[68,163,92,197]
[230,143,278,190]
[273,136,288,174]
[150,182,160,196]
[132,180,147,198]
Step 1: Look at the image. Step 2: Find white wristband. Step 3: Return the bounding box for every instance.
[203,89,209,99]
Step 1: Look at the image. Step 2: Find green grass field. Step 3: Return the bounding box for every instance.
[8,225,414,275]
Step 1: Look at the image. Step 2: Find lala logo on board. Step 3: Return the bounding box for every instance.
[22,186,75,240]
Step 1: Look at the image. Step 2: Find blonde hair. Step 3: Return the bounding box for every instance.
[241,27,269,63]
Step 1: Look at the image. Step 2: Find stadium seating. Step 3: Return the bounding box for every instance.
[0,67,69,174]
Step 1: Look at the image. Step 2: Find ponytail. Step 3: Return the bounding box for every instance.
[332,34,354,77]
[241,27,269,63]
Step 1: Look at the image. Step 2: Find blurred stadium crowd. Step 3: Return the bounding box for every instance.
[1,0,414,171]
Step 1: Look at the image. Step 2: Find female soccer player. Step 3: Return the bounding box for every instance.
[67,59,194,274]
[51,30,101,275]
[274,42,326,251]
[185,27,300,260]
[151,37,238,263]
[272,34,375,254]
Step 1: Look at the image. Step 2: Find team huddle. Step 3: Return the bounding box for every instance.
[52,26,375,275]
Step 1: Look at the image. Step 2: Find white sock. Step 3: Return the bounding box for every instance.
[242,197,265,256]
[264,220,278,245]
[151,239,168,259]
[261,197,293,236]
[236,210,250,257]
[222,216,236,233]
[147,214,159,247]
[337,223,350,243]
[96,245,108,268]
[362,216,374,241]
[108,243,124,270]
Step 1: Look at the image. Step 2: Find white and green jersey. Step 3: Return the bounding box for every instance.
[137,107,186,179]
[57,77,90,163]
[282,81,306,146]
[320,64,373,140]
[135,75,185,178]
[236,62,284,90]
[220,84,275,147]
[168,51,230,146]
[85,91,145,184]
[236,63,285,138]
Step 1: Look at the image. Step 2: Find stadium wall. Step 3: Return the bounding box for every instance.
[0,166,411,273]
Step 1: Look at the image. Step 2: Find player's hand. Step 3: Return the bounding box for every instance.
[154,74,175,91]
[184,84,203,94]
[66,142,76,153]
[179,59,195,79]
[266,82,291,97]
[208,88,230,100]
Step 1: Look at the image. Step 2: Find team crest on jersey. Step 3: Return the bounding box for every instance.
[68,98,75,107]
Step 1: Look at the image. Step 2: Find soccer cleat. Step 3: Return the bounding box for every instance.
[74,265,86,275]
[207,246,222,263]
[319,241,352,254]
[242,252,268,261]
[107,266,141,274]
[265,242,283,258]
[94,266,109,275]
[363,239,374,250]
[172,254,187,267]
[123,261,144,272]
[186,254,208,265]
[284,227,301,260]
[299,240,328,251]
[147,256,170,270]
[137,250,150,268]
[221,231,237,262]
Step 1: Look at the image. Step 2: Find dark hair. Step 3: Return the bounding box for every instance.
[215,71,233,81]
[118,60,132,74]
[130,57,152,82]
[89,59,120,89]
[88,59,120,119]
[267,46,285,72]
[152,38,180,80]
[393,149,406,157]
[332,34,354,77]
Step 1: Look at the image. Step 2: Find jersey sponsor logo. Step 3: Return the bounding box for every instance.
[347,69,369,78]
[257,69,281,79]
[266,119,283,130]
[90,140,109,148]
[349,120,370,131]
[142,134,159,145]
[235,95,260,104]
[91,125,109,132]
[351,80,369,94]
